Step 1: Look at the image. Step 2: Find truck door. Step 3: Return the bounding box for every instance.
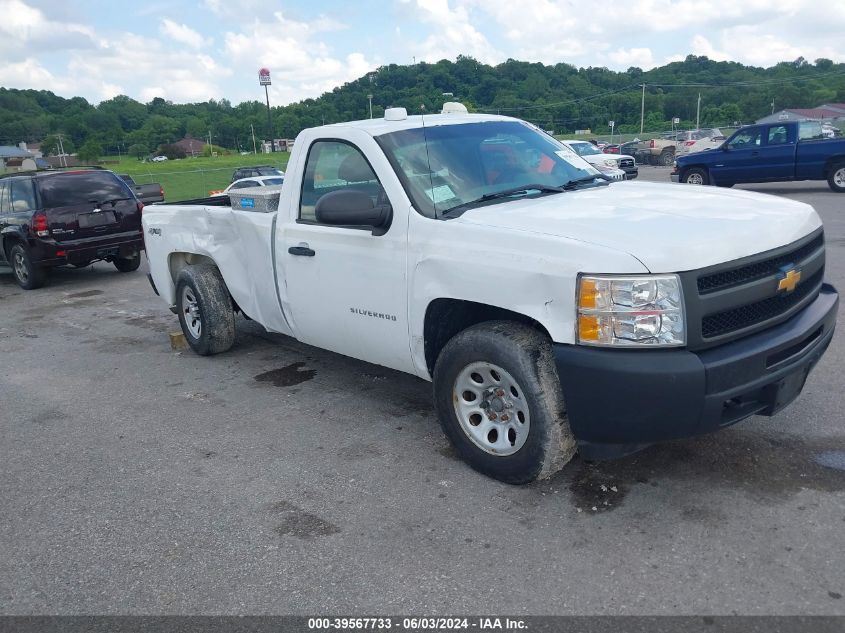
[710,126,763,184]
[760,124,797,181]
[280,138,414,374]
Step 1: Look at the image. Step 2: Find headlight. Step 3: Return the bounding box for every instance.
[603,159,618,167]
[577,275,685,347]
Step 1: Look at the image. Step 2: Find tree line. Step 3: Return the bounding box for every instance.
[2,54,844,156]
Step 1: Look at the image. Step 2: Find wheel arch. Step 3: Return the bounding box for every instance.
[823,154,845,177]
[423,298,552,376]
[1,228,28,260]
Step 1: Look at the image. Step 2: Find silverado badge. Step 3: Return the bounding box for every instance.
[777,266,801,293]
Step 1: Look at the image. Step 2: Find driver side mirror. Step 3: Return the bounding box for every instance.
[315,189,392,235]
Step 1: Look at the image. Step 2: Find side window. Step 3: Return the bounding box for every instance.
[299,140,383,223]
[0,181,10,214]
[798,121,824,141]
[231,180,258,190]
[767,125,790,145]
[10,179,36,212]
[727,129,761,149]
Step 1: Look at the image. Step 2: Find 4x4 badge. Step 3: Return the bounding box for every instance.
[148,227,162,236]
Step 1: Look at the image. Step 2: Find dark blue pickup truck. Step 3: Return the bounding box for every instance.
[671,120,845,192]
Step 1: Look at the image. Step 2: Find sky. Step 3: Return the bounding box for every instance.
[2,0,845,107]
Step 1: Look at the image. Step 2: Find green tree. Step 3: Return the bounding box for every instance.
[128,143,148,159]
[40,134,75,156]
[77,139,102,162]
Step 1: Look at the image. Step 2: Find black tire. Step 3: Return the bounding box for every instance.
[433,321,576,484]
[113,255,141,272]
[8,242,47,290]
[175,264,235,356]
[659,150,675,166]
[828,161,845,193]
[682,167,710,186]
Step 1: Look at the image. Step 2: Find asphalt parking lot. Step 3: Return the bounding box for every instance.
[1,167,844,615]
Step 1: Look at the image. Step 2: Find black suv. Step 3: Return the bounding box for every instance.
[0,169,144,289]
[230,165,283,183]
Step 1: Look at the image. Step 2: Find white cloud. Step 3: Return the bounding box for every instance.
[0,0,97,62]
[409,0,500,64]
[222,11,376,104]
[159,18,208,49]
[605,48,656,69]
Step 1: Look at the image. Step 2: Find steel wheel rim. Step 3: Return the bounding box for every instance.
[13,251,28,282]
[686,173,704,185]
[181,286,202,339]
[453,362,530,456]
[835,168,845,187]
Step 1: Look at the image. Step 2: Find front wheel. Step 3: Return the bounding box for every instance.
[175,264,235,356]
[433,321,576,484]
[9,243,47,290]
[682,168,709,186]
[828,161,845,193]
[659,150,674,167]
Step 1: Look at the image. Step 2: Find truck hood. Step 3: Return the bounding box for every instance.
[455,181,822,272]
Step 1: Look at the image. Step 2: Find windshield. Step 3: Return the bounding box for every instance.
[263,177,284,185]
[567,142,603,157]
[376,120,602,217]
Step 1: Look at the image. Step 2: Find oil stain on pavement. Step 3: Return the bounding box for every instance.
[254,362,316,387]
[270,500,340,539]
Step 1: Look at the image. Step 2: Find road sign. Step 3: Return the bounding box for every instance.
[259,68,271,86]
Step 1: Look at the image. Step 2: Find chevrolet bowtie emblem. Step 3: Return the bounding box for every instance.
[777,267,802,293]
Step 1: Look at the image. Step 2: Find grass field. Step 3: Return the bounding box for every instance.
[105,153,291,202]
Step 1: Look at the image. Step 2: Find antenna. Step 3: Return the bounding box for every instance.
[419,103,438,218]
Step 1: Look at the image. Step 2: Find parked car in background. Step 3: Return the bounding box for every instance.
[672,120,845,191]
[151,155,168,162]
[675,129,725,157]
[603,144,621,154]
[822,124,842,139]
[209,175,285,196]
[0,168,144,289]
[231,165,284,183]
[560,139,638,179]
[120,174,165,205]
[635,129,723,165]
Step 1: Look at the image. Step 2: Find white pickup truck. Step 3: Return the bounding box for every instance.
[143,108,838,484]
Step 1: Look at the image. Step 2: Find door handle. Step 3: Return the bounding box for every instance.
[288,245,315,257]
[751,151,759,156]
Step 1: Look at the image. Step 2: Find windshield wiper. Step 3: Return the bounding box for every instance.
[561,175,609,190]
[442,184,564,216]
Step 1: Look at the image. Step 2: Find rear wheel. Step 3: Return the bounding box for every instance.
[175,264,235,356]
[9,243,47,290]
[828,161,845,193]
[682,168,709,186]
[433,321,576,484]
[659,150,675,166]
[113,255,141,272]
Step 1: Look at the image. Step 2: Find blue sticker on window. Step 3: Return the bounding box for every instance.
[241,197,255,208]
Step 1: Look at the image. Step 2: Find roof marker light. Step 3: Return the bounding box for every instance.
[384,107,407,121]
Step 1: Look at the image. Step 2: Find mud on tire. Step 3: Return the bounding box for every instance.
[433,320,576,484]
[175,264,236,356]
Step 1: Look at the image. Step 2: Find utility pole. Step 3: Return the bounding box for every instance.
[696,93,701,130]
[265,83,274,152]
[57,134,67,167]
[251,124,257,154]
[639,83,646,135]
[367,94,373,119]
[771,99,775,114]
